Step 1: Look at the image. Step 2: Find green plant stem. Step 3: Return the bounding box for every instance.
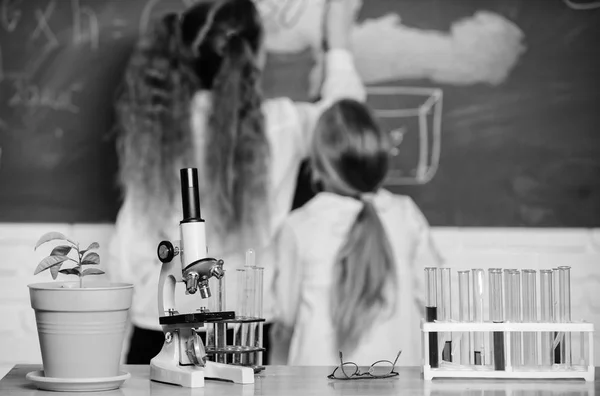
[76,244,83,288]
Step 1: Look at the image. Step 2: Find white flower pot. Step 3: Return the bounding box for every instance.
[28,281,133,379]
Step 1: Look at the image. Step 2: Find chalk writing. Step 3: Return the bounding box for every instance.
[8,78,81,113]
[367,86,443,185]
[256,0,308,31]
[31,1,58,49]
[1,0,22,32]
[72,0,99,50]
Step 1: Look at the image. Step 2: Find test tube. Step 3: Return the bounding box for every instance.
[233,268,256,365]
[249,266,264,366]
[552,268,561,364]
[489,269,505,371]
[472,269,485,365]
[522,269,537,366]
[439,267,452,362]
[504,269,522,367]
[207,268,227,363]
[425,267,439,368]
[558,266,572,366]
[458,270,471,365]
[540,269,553,366]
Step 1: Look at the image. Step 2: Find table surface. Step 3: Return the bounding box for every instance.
[0,365,597,395]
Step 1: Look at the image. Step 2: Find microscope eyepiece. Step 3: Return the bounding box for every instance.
[180,168,203,222]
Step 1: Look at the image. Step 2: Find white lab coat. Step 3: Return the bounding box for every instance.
[267,190,443,366]
[108,49,366,331]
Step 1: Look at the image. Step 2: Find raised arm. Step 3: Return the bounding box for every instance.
[294,0,366,154]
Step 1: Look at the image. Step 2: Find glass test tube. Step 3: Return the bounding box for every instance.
[504,270,522,367]
[458,270,471,365]
[522,269,537,366]
[425,267,439,368]
[540,269,553,366]
[439,268,452,362]
[207,269,227,363]
[558,266,571,366]
[233,268,255,364]
[250,266,264,366]
[472,269,485,365]
[552,268,561,364]
[489,269,505,371]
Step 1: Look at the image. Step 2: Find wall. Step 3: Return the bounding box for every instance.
[1,224,599,379]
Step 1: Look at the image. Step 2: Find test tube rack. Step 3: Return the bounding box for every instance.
[205,317,266,371]
[421,321,595,381]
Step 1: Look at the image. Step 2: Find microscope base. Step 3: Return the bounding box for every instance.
[150,331,206,388]
[150,360,255,387]
[205,361,255,384]
[150,361,205,388]
[149,330,255,387]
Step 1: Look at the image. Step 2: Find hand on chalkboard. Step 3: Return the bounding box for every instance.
[324,0,362,51]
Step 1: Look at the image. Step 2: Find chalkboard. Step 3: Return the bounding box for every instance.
[362,0,600,227]
[1,0,599,227]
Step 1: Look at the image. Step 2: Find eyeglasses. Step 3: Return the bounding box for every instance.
[327,350,401,380]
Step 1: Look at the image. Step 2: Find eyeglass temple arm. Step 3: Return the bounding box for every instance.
[392,350,402,366]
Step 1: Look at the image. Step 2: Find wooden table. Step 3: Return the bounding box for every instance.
[0,365,597,395]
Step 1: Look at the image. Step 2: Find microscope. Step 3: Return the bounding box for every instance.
[149,168,255,388]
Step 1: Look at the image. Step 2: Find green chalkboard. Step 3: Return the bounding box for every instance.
[1,0,599,227]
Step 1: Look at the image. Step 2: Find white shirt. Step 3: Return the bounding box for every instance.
[267,190,443,366]
[107,49,366,331]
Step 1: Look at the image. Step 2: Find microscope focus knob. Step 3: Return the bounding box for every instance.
[157,240,177,263]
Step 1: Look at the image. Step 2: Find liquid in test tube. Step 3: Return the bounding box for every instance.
[552,267,561,364]
[558,266,572,366]
[504,269,522,367]
[522,269,538,366]
[458,270,471,365]
[540,269,553,366]
[489,269,505,371]
[472,269,485,365]
[439,268,452,362]
[425,267,439,368]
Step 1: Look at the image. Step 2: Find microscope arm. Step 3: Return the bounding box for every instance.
[158,258,180,317]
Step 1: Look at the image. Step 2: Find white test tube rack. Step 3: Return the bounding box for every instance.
[421,321,595,382]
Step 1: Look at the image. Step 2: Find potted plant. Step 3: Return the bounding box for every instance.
[27,231,133,390]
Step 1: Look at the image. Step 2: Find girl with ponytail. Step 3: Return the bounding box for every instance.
[109,0,365,364]
[268,99,443,366]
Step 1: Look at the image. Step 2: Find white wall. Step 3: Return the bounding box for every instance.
[0,224,599,379]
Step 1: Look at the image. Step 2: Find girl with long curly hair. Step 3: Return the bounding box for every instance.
[268,99,443,366]
[108,0,365,364]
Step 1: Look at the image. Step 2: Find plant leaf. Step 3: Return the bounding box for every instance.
[80,242,100,256]
[59,268,81,275]
[50,262,64,280]
[81,268,105,276]
[50,245,72,257]
[34,256,70,275]
[34,232,75,250]
[85,242,100,251]
[81,252,100,265]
